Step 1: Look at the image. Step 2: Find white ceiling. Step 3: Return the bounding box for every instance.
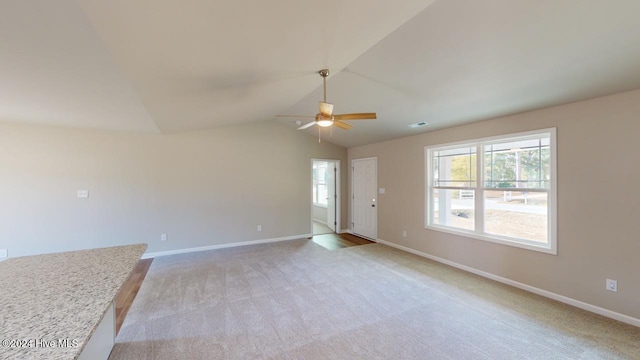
[0,0,157,132]
[2,0,640,147]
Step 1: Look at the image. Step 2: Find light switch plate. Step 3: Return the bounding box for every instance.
[77,190,89,198]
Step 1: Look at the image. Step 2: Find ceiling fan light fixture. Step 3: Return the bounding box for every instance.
[317,119,334,127]
[315,112,333,127]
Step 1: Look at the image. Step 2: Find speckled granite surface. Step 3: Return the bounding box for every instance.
[0,244,147,360]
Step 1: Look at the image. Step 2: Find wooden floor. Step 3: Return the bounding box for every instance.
[115,258,153,335]
[312,232,375,250]
[113,234,371,334]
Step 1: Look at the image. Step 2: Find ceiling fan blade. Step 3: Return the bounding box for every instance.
[276,114,315,118]
[333,120,353,130]
[297,121,317,130]
[333,113,377,120]
[318,102,334,116]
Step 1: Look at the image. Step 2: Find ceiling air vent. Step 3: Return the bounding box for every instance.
[409,121,428,128]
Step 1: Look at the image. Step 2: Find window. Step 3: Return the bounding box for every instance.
[313,161,328,206]
[426,128,557,254]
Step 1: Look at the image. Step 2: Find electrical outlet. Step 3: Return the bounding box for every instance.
[402,230,407,238]
[0,249,7,258]
[77,190,89,198]
[257,225,262,232]
[161,234,168,241]
[606,279,618,292]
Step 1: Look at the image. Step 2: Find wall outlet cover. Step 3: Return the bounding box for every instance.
[0,249,7,258]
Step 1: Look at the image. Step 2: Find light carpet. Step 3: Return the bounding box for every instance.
[110,240,640,359]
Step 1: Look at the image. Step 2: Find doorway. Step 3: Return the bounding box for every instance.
[352,157,377,240]
[311,159,340,235]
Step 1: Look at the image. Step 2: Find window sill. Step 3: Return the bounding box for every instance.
[425,224,557,255]
[313,203,328,208]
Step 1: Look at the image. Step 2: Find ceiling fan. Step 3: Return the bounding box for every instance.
[276,69,377,131]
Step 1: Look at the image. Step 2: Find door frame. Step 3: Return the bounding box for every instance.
[351,157,378,240]
[310,159,340,235]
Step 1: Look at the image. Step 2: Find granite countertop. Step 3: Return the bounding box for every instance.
[0,244,147,360]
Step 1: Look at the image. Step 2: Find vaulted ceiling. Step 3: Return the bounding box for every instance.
[2,0,640,147]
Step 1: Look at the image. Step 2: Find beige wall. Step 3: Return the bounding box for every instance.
[0,121,347,257]
[348,89,640,320]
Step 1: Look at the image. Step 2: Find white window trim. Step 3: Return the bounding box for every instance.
[425,128,557,255]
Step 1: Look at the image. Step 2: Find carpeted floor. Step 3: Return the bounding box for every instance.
[110,240,640,359]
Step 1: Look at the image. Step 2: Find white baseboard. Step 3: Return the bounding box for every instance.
[143,234,312,259]
[376,238,640,328]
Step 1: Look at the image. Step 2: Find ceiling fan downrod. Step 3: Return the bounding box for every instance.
[319,69,329,103]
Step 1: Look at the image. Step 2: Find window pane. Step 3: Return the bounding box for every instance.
[432,189,475,231]
[313,161,328,205]
[317,184,328,205]
[484,191,548,243]
[318,164,327,185]
[433,147,476,187]
[484,137,550,189]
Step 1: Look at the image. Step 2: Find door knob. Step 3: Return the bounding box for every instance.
[371,204,375,207]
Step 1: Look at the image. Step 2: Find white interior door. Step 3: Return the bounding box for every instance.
[326,162,336,232]
[352,157,377,240]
